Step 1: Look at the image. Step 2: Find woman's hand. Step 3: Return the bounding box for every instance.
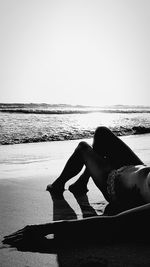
[3,224,46,247]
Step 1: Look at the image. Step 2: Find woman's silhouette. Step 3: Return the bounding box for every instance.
[3,127,150,246]
[47,126,150,212]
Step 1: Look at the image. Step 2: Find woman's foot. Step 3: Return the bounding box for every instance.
[46,181,64,199]
[68,182,89,196]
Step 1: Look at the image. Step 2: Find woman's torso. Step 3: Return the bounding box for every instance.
[118,165,150,202]
[107,165,150,211]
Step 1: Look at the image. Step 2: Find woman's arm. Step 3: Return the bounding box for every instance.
[52,203,150,240]
[116,203,150,217]
[3,203,150,245]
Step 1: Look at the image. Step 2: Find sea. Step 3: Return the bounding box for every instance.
[0,103,150,145]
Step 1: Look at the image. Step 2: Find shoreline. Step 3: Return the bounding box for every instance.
[1,130,150,146]
[0,133,150,181]
[0,134,150,266]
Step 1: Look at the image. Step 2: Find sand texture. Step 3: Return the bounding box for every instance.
[0,135,150,266]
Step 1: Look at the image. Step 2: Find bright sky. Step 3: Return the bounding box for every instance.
[0,0,150,106]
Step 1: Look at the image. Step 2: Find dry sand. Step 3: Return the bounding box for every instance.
[0,134,150,267]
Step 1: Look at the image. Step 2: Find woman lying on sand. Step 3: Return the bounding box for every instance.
[3,127,150,245]
[47,126,150,210]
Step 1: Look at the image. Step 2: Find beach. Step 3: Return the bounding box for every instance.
[1,0,150,264]
[0,134,150,266]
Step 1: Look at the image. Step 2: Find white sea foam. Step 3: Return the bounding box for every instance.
[0,104,150,145]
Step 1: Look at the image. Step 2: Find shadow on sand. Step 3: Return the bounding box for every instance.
[2,190,150,267]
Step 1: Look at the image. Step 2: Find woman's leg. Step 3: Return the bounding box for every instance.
[47,141,111,199]
[69,126,143,194]
[92,126,143,167]
[68,168,90,195]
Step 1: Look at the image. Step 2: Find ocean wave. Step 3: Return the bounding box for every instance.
[1,105,150,145]
[1,126,150,145]
[1,108,150,114]
[0,103,150,114]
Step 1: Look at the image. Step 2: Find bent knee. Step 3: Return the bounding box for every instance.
[94,126,110,138]
[77,141,91,151]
